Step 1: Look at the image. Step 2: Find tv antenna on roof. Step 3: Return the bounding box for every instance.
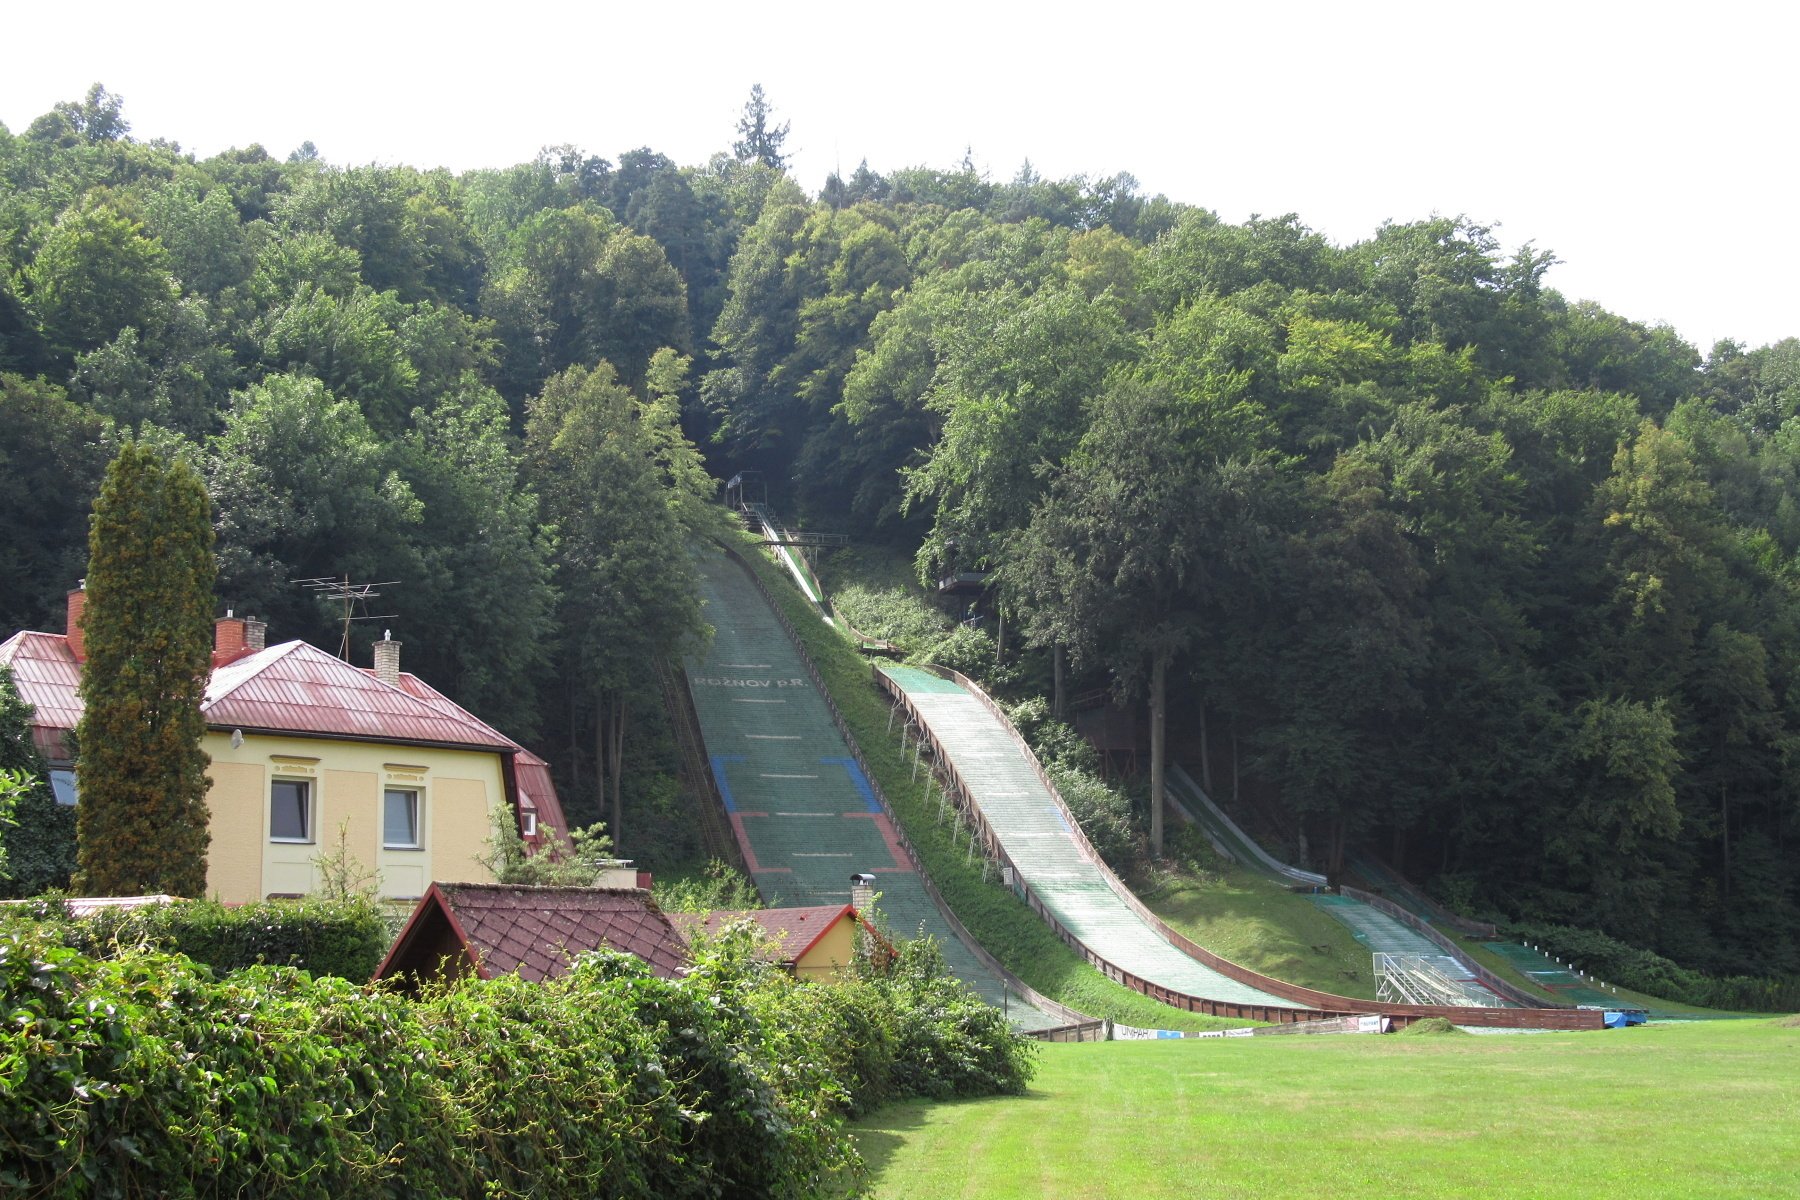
[292,576,400,660]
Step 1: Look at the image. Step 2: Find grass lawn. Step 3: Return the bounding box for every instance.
[1134,852,1379,1000]
[855,1018,1800,1199]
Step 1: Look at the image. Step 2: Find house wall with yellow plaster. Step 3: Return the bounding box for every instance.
[792,913,859,982]
[202,730,505,904]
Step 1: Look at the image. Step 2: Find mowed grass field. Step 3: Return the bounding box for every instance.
[854,1019,1800,1199]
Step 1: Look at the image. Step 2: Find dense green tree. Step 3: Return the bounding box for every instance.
[589,229,690,389]
[902,282,1133,577]
[22,83,128,148]
[1010,378,1276,857]
[140,179,254,296]
[1544,697,1683,942]
[389,376,555,736]
[525,359,712,847]
[70,297,235,437]
[75,443,216,896]
[0,374,111,632]
[701,177,810,467]
[23,199,175,361]
[256,284,420,430]
[207,373,421,643]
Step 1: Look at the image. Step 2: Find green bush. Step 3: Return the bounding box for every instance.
[5,895,390,980]
[878,937,1037,1101]
[1508,920,1800,1012]
[0,916,1037,1198]
[0,780,78,899]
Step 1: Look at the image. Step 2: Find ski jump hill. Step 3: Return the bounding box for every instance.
[689,528,1603,1032]
[876,663,1603,1031]
[684,545,1070,1031]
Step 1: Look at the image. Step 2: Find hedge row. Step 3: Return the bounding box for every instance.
[4,895,390,980]
[0,919,1033,1199]
[1509,920,1800,1013]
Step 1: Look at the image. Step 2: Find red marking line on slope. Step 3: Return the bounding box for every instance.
[728,813,792,873]
[843,812,913,871]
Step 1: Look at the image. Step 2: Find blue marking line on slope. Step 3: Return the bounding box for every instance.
[820,757,883,813]
[1048,807,1072,835]
[710,755,747,813]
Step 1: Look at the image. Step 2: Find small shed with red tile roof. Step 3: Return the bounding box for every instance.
[672,904,871,981]
[374,883,690,989]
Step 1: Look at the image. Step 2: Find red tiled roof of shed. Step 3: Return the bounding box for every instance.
[375,883,690,986]
[672,904,857,966]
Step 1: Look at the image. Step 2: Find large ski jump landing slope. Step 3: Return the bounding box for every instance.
[685,547,1056,1028]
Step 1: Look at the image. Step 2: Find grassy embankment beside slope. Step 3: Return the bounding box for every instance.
[856,1017,1800,1200]
[1132,850,1379,1000]
[738,535,1246,1031]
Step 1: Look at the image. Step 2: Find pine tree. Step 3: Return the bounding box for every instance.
[732,84,790,170]
[75,443,216,896]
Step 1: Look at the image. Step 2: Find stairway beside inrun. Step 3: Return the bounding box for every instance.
[685,548,1056,1029]
[878,664,1292,1010]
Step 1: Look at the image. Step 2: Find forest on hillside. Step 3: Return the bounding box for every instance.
[2,84,1798,976]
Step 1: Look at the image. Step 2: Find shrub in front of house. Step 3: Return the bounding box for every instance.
[4,895,390,980]
[0,920,1036,1199]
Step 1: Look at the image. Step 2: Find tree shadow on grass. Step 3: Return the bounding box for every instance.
[853,1091,1048,1180]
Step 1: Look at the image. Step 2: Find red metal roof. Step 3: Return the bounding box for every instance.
[4,631,564,832]
[0,631,81,760]
[379,669,569,836]
[672,904,857,966]
[203,641,514,750]
[376,883,690,984]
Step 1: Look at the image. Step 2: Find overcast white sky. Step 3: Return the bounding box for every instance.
[5,0,1794,352]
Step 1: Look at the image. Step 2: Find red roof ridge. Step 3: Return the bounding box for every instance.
[676,903,858,965]
[376,880,688,986]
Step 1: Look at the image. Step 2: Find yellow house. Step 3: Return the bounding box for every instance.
[674,904,879,981]
[1,593,567,905]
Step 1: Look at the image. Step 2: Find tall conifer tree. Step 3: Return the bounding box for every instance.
[75,443,216,896]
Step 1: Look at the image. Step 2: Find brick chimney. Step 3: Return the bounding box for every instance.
[850,872,879,958]
[244,616,266,653]
[373,630,402,688]
[850,872,876,915]
[65,583,87,663]
[214,610,246,664]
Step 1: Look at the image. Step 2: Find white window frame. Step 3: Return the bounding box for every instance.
[383,787,423,850]
[49,767,78,807]
[520,809,538,838]
[269,778,313,844]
